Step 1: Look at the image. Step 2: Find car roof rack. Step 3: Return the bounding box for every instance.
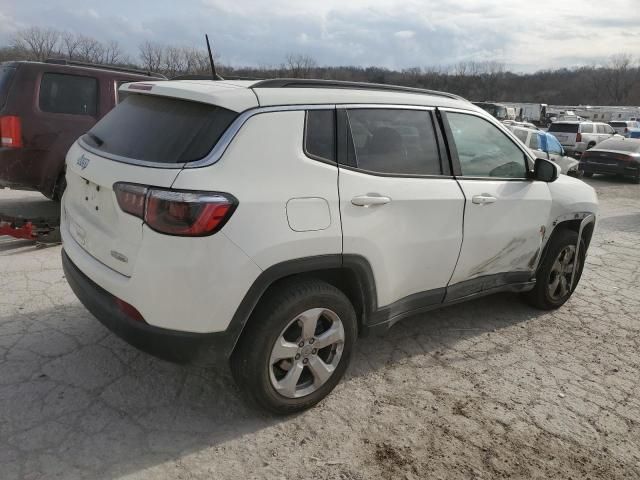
[251,78,464,101]
[45,58,166,79]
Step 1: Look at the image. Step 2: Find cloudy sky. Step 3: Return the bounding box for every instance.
[1,0,639,72]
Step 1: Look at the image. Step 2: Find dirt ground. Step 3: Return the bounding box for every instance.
[1,177,639,479]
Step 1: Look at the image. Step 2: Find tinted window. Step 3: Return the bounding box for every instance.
[580,124,594,133]
[610,122,626,128]
[305,110,335,162]
[595,138,640,153]
[549,123,579,133]
[447,113,527,178]
[39,73,98,115]
[346,109,441,175]
[83,94,237,164]
[0,66,16,109]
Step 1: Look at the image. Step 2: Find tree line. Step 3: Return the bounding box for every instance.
[2,26,639,106]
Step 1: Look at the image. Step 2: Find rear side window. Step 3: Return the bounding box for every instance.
[39,73,98,115]
[305,110,336,162]
[346,109,442,175]
[549,123,579,133]
[0,66,16,109]
[596,124,606,134]
[83,94,237,164]
[581,124,594,133]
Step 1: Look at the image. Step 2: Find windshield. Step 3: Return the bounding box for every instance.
[0,66,16,109]
[82,94,238,164]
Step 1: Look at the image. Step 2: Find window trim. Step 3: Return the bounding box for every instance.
[303,109,338,165]
[337,105,452,179]
[37,71,99,117]
[439,108,535,181]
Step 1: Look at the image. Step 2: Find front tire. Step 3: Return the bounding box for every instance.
[524,229,585,310]
[231,279,357,414]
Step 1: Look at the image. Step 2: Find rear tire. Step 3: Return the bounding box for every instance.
[587,142,596,150]
[524,229,585,310]
[230,278,357,414]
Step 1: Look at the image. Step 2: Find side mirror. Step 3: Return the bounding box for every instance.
[533,157,560,182]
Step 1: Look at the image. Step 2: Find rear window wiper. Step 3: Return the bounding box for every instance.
[86,132,104,147]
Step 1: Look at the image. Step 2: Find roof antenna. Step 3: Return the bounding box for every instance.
[205,34,222,80]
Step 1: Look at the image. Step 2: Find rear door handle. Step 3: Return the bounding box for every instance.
[351,195,392,207]
[472,194,497,205]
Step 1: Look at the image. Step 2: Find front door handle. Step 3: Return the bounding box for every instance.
[472,194,497,205]
[351,195,392,207]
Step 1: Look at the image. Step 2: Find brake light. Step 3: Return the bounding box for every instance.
[113,183,237,237]
[0,116,22,148]
[115,298,145,323]
[576,132,582,143]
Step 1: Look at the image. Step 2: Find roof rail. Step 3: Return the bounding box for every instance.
[251,78,464,101]
[45,58,166,79]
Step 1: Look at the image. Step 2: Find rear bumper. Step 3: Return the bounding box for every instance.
[62,249,233,363]
[580,161,639,177]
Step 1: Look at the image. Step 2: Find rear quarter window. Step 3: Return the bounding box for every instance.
[82,94,238,164]
[39,73,98,116]
[305,110,336,162]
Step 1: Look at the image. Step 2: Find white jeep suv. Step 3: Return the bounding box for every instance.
[61,79,598,413]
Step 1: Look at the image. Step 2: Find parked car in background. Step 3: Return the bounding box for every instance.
[608,120,640,137]
[502,102,548,126]
[510,126,580,176]
[0,59,165,200]
[472,101,510,121]
[579,137,640,183]
[548,121,617,158]
[61,78,598,413]
[626,128,640,139]
[503,120,539,130]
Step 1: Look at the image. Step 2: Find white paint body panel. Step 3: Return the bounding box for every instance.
[338,170,465,307]
[449,180,552,283]
[172,111,342,271]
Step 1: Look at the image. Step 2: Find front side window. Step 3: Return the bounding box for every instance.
[545,134,563,155]
[346,109,442,175]
[446,112,528,178]
[39,73,98,115]
[305,110,336,162]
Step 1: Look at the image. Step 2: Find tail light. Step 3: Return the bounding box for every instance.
[576,132,582,143]
[0,116,23,148]
[114,183,237,237]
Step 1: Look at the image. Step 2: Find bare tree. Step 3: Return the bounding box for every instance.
[139,41,164,72]
[284,53,317,78]
[103,40,124,65]
[61,31,80,60]
[604,54,636,104]
[13,27,61,61]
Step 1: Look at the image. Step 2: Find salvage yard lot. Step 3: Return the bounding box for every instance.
[0,178,639,480]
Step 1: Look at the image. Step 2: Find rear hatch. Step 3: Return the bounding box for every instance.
[548,123,578,146]
[64,91,242,276]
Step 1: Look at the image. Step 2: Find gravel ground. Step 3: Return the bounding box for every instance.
[0,177,639,480]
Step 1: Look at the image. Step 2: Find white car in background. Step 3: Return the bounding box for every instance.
[61,78,598,413]
[548,121,618,157]
[509,126,581,176]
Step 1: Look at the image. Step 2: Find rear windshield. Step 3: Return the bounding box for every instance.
[609,122,627,127]
[596,138,640,153]
[548,123,579,133]
[0,66,16,109]
[82,94,237,164]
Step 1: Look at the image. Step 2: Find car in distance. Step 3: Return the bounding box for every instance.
[548,121,617,158]
[509,126,580,176]
[0,59,164,200]
[579,137,640,183]
[608,120,640,137]
[61,78,598,413]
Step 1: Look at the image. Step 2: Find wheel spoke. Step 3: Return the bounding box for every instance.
[314,323,343,349]
[549,275,560,296]
[558,275,569,297]
[308,356,334,387]
[298,308,324,339]
[551,259,562,274]
[275,362,304,397]
[271,337,299,362]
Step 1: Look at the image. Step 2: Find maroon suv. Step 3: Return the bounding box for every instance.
[0,60,164,200]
